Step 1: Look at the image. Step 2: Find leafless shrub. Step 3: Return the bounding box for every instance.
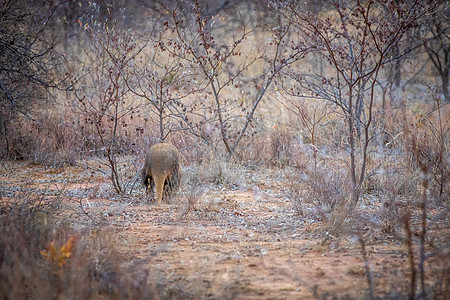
[70,13,148,194]
[281,98,334,169]
[269,127,293,167]
[163,0,308,159]
[276,0,440,208]
[232,123,276,167]
[307,167,348,213]
[376,166,421,234]
[404,89,449,199]
[204,155,245,189]
[288,163,348,225]
[369,89,450,299]
[178,165,205,218]
[0,110,81,165]
[0,0,69,160]
[31,113,81,165]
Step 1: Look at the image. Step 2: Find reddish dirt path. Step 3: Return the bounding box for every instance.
[0,162,445,299]
[110,197,412,299]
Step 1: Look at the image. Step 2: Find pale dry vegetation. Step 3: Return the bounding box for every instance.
[1,0,449,299]
[0,192,157,299]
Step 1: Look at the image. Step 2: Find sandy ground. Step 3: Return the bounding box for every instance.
[0,161,448,299]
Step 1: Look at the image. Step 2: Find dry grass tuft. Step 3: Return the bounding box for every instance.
[0,193,158,299]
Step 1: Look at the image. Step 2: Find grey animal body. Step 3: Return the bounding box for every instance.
[141,143,180,205]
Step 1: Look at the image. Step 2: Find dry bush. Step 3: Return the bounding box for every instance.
[0,0,69,162]
[231,124,273,167]
[269,127,294,167]
[307,167,348,213]
[273,110,351,228]
[74,115,155,195]
[234,124,301,168]
[177,165,205,217]
[373,104,405,149]
[379,171,422,234]
[360,147,425,234]
[0,193,157,299]
[0,110,81,165]
[31,112,82,165]
[235,137,268,166]
[356,100,450,299]
[287,162,348,223]
[170,132,210,166]
[199,153,245,190]
[403,99,449,199]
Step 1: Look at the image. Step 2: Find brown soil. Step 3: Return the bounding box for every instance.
[0,162,447,299]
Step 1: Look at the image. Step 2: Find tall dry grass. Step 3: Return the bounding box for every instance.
[0,193,157,299]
